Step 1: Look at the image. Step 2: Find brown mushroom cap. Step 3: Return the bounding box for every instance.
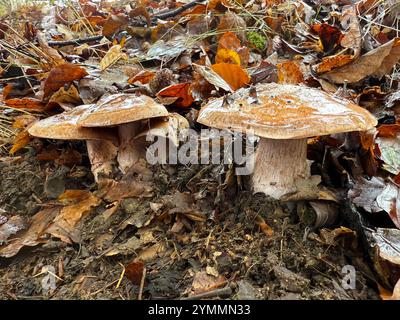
[197,83,378,139]
[78,93,169,127]
[28,104,117,142]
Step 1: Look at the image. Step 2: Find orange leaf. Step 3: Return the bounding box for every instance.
[44,63,88,98]
[312,23,344,52]
[12,115,37,129]
[377,124,400,138]
[215,48,241,65]
[277,61,304,84]
[315,55,354,74]
[157,83,194,108]
[128,70,155,85]
[5,98,47,112]
[211,63,250,91]
[217,31,249,67]
[9,130,31,155]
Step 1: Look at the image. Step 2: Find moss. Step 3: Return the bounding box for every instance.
[247,31,267,51]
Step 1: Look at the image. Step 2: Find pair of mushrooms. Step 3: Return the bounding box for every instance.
[29,84,377,200]
[28,94,188,181]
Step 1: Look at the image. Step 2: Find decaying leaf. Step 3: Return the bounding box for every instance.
[322,38,400,84]
[190,271,227,296]
[100,44,128,71]
[46,191,101,243]
[44,63,88,98]
[0,207,60,258]
[125,260,145,285]
[376,133,400,175]
[157,83,194,108]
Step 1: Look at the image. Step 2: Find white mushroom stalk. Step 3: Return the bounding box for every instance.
[117,122,146,173]
[252,138,309,199]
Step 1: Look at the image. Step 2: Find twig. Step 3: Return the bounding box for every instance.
[138,266,147,300]
[153,0,206,21]
[47,35,104,47]
[182,286,233,300]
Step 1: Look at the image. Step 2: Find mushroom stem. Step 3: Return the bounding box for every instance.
[251,138,310,199]
[86,140,118,182]
[117,122,146,173]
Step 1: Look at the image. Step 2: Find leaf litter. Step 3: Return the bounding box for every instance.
[1,0,400,300]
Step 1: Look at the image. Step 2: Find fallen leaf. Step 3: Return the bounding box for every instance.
[371,228,400,288]
[190,271,227,295]
[315,55,354,74]
[9,130,31,155]
[216,11,246,43]
[211,63,250,91]
[48,85,82,109]
[104,237,141,256]
[102,14,129,37]
[376,183,400,229]
[5,98,47,112]
[100,44,128,71]
[44,63,88,98]
[193,64,232,92]
[340,5,362,57]
[348,177,386,213]
[0,215,27,245]
[46,191,101,243]
[128,70,155,84]
[125,260,145,285]
[216,31,249,67]
[0,207,60,258]
[376,133,400,175]
[311,23,344,52]
[157,83,194,108]
[322,38,400,84]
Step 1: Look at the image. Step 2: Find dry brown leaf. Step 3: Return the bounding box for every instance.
[216,11,246,43]
[102,14,129,37]
[44,63,88,98]
[125,260,145,285]
[190,271,227,295]
[128,70,155,84]
[340,5,362,57]
[0,207,60,258]
[315,55,354,74]
[216,31,249,67]
[48,85,82,109]
[322,38,400,84]
[46,191,101,243]
[100,44,128,71]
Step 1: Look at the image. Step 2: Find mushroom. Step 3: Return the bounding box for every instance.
[28,104,119,181]
[133,113,190,164]
[77,93,169,173]
[197,83,377,199]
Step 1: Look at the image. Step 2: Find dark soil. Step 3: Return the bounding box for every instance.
[0,150,380,300]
